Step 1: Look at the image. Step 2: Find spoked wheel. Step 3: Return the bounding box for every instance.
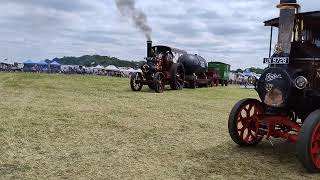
[169,63,185,90]
[228,98,264,146]
[297,110,320,173]
[153,72,165,93]
[130,72,143,91]
[280,111,297,133]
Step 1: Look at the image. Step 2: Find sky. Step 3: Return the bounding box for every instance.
[0,0,319,69]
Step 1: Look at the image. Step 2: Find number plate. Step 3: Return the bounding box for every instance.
[263,57,289,64]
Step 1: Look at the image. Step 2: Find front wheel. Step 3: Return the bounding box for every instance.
[130,72,143,91]
[228,99,264,146]
[297,110,320,173]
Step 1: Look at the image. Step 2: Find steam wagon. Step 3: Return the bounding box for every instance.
[228,0,320,172]
[208,62,230,86]
[130,41,186,93]
[177,54,217,88]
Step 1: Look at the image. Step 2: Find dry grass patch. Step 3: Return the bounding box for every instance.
[0,72,318,179]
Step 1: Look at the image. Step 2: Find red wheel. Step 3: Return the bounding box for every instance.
[228,99,264,146]
[311,124,320,168]
[297,109,320,173]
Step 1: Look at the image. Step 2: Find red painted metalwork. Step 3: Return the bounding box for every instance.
[236,102,264,144]
[311,123,320,169]
[264,115,301,143]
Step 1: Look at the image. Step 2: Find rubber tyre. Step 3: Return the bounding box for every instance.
[297,109,320,173]
[228,98,264,147]
[130,72,143,91]
[169,63,185,90]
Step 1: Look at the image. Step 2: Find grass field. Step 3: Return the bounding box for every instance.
[0,72,318,180]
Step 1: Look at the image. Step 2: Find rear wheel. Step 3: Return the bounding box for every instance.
[228,99,264,146]
[297,110,320,173]
[153,72,165,93]
[130,72,143,91]
[170,63,185,90]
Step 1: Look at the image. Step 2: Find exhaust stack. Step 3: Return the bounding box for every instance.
[276,0,300,55]
[147,41,152,58]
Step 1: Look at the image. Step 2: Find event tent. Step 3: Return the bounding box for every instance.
[105,65,120,71]
[50,61,61,67]
[37,61,48,66]
[94,65,104,69]
[24,60,36,65]
[0,59,14,65]
[242,69,254,77]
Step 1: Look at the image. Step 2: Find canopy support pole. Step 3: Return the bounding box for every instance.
[269,26,274,58]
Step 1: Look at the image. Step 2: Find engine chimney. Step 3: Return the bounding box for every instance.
[276,0,300,55]
[147,41,152,58]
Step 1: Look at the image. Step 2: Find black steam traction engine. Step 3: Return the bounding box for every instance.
[130,41,186,93]
[228,0,320,172]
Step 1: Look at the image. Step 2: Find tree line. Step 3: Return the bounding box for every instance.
[45,55,143,68]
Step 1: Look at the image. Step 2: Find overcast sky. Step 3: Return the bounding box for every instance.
[0,0,319,69]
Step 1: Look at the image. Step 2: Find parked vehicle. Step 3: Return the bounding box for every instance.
[228,0,320,172]
[208,62,230,86]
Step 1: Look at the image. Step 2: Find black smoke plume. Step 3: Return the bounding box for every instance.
[115,0,152,40]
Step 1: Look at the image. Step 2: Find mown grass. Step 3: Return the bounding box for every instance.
[0,72,318,179]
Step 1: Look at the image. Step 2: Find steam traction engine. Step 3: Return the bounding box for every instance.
[228,0,320,172]
[130,41,186,93]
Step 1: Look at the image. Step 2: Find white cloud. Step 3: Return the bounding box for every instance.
[0,0,319,69]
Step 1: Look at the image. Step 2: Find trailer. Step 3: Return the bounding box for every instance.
[208,62,230,86]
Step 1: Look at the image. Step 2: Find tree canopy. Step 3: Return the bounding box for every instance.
[231,67,266,74]
[46,55,143,68]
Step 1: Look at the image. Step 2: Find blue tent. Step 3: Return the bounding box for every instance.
[50,61,61,67]
[37,61,48,66]
[24,60,36,65]
[23,60,37,71]
[243,68,253,77]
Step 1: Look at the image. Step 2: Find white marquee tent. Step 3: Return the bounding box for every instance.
[94,65,104,70]
[105,65,120,71]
